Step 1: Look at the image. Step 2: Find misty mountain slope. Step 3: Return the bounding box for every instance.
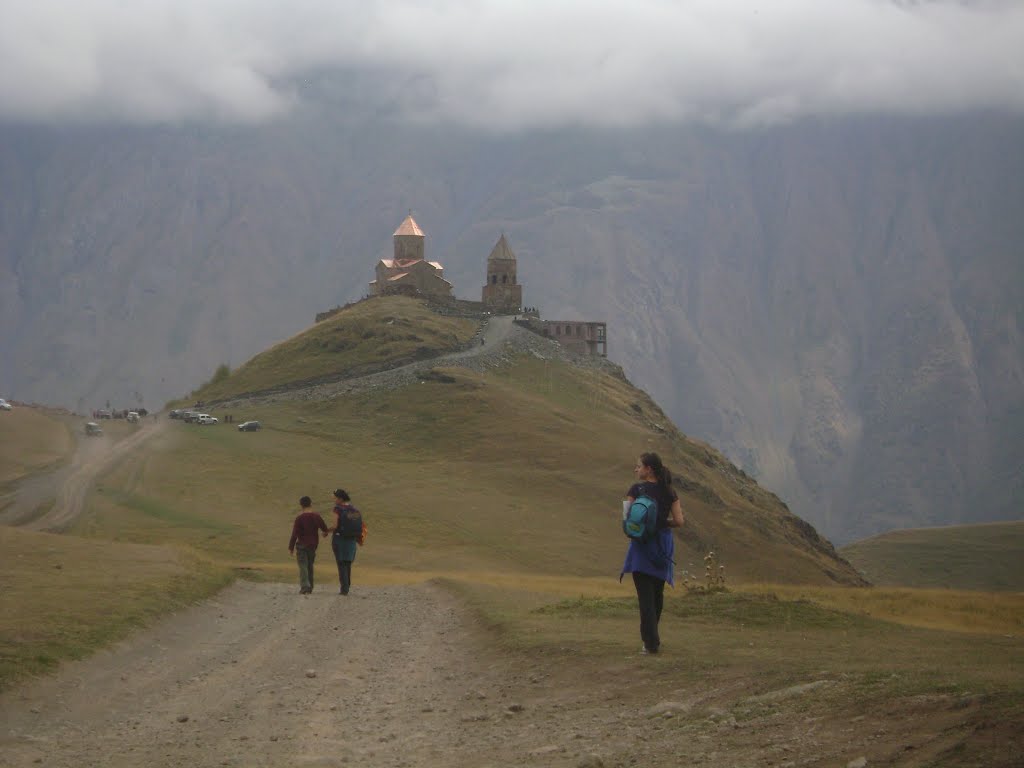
[1,115,1021,543]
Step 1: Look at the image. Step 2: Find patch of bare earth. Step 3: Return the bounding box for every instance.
[0,418,172,531]
[2,580,1015,768]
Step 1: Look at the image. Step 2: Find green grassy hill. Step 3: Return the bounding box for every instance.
[119,295,862,587]
[186,296,479,401]
[841,521,1024,591]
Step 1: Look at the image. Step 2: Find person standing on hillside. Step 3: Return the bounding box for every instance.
[288,496,328,595]
[621,452,685,655]
[328,488,363,596]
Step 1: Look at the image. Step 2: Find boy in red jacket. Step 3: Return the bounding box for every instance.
[288,496,328,594]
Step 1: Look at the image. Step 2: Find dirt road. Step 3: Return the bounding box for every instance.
[0,580,640,768]
[0,417,172,532]
[2,576,1005,768]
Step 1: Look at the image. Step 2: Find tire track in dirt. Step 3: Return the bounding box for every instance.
[16,418,171,533]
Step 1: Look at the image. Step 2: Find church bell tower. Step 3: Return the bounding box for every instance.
[481,234,522,311]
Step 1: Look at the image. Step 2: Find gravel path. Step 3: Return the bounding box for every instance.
[0,579,993,768]
[0,581,614,768]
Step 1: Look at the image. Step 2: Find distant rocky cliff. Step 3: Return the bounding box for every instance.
[1,114,1021,543]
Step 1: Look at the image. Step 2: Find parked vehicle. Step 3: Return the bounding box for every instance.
[85,422,103,436]
[237,421,262,432]
[0,398,11,411]
[197,414,218,425]
[169,409,183,419]
[127,411,140,423]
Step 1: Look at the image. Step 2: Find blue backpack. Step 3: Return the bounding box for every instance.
[336,504,363,537]
[623,495,659,541]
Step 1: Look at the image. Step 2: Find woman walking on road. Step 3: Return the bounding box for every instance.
[329,488,362,595]
[620,452,684,654]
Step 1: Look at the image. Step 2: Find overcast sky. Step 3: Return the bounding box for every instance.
[1,0,1022,129]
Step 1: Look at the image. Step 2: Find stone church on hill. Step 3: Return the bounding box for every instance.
[368,215,455,298]
[369,214,524,312]
[366,214,606,356]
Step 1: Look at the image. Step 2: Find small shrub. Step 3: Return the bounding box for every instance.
[210,363,231,384]
[683,550,728,594]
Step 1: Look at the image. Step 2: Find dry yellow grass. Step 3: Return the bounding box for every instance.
[0,526,231,689]
[742,582,1024,636]
[0,406,73,484]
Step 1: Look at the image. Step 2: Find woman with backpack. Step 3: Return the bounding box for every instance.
[621,452,685,655]
[329,488,363,595]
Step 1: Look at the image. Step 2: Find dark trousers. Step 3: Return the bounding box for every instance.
[336,559,352,594]
[632,571,665,652]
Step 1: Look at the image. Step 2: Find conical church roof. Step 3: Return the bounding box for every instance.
[488,233,516,261]
[394,215,425,237]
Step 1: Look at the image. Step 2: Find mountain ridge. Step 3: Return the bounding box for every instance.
[1,113,1021,544]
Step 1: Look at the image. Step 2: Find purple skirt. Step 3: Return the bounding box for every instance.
[620,529,674,585]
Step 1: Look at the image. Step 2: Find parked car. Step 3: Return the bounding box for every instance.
[127,411,140,423]
[197,414,218,425]
[95,409,112,419]
[169,409,183,419]
[237,421,262,432]
[85,422,103,436]
[0,398,11,411]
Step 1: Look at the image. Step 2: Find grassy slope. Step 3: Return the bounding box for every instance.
[85,351,862,587]
[0,406,73,485]
[186,295,479,401]
[0,526,232,688]
[841,521,1024,591]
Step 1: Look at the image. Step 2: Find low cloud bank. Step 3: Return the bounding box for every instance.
[1,0,1022,128]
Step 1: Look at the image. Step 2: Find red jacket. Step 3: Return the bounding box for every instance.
[289,511,327,550]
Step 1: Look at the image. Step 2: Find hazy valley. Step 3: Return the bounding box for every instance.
[1,114,1022,544]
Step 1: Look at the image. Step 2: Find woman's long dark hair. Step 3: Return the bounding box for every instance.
[639,452,672,490]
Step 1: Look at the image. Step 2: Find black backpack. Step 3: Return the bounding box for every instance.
[336,504,363,537]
